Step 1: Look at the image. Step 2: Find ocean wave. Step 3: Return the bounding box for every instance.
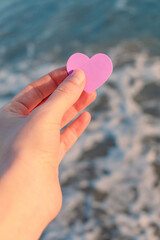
[39,52,160,239]
[0,49,160,239]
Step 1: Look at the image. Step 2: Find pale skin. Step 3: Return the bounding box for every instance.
[0,67,96,240]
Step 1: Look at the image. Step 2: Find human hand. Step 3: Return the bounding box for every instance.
[0,67,96,240]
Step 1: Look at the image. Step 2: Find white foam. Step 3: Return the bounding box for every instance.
[0,51,160,240]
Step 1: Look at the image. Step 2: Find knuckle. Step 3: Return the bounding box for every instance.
[56,87,67,95]
[68,77,81,88]
[56,85,73,99]
[68,126,77,141]
[26,83,44,100]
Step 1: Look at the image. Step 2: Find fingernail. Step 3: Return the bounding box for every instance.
[71,69,85,84]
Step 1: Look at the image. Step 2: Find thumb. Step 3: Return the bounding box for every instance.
[41,69,86,123]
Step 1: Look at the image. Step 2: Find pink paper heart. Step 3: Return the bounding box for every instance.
[66,53,113,93]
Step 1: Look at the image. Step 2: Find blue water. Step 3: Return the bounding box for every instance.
[0,0,160,69]
[0,1,160,240]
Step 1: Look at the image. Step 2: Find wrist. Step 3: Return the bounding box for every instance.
[0,161,51,240]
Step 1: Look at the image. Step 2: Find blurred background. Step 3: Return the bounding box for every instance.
[0,0,160,239]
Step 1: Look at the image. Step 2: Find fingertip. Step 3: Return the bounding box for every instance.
[49,66,68,81]
[82,111,91,123]
[91,91,97,100]
[71,69,86,83]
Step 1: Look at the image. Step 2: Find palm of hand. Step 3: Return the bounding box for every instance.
[0,67,96,229]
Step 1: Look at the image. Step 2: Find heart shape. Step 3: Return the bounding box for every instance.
[66,53,113,93]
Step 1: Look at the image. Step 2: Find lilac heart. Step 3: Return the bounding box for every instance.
[66,53,113,93]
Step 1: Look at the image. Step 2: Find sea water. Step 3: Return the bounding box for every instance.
[0,0,160,239]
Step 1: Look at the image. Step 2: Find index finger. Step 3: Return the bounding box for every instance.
[9,66,68,115]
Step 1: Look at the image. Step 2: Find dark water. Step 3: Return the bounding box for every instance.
[0,1,160,240]
[0,0,160,69]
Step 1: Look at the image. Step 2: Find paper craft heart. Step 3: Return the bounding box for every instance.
[66,53,113,93]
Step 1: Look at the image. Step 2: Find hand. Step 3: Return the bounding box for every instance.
[0,67,96,240]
